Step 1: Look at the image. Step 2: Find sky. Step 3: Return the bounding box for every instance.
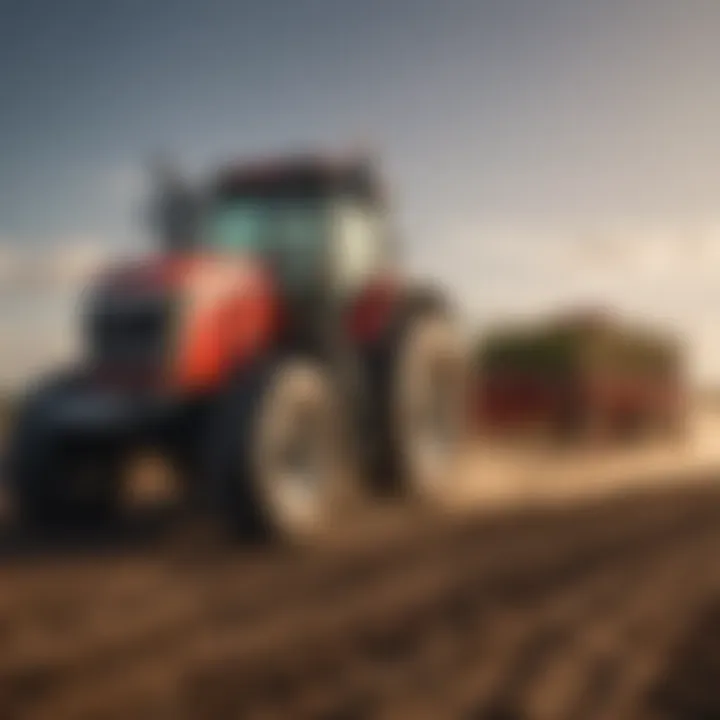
[2,0,720,384]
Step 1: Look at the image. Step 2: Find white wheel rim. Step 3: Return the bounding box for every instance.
[254,366,335,534]
[396,319,466,496]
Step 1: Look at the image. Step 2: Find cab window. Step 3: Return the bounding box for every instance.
[205,198,326,290]
[332,202,386,295]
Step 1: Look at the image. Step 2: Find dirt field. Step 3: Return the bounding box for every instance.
[2,481,720,720]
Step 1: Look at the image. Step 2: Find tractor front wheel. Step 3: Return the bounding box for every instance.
[206,358,355,542]
[8,386,122,534]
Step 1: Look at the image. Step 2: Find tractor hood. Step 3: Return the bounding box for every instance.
[86,252,279,393]
[92,251,272,305]
[96,253,213,295]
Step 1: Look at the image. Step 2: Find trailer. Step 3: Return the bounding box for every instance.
[476,310,686,443]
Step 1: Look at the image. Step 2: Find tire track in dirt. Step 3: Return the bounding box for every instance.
[2,483,720,719]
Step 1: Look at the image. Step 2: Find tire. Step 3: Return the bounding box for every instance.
[375,308,468,502]
[205,357,354,542]
[7,379,122,533]
[15,445,121,533]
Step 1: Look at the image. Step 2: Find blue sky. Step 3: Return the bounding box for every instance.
[2,0,720,382]
[3,0,719,245]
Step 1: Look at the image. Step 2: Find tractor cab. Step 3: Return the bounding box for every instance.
[155,156,394,307]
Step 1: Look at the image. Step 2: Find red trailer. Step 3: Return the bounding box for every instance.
[476,311,686,443]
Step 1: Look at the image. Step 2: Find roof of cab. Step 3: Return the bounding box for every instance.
[211,152,384,202]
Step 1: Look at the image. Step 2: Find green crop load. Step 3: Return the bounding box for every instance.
[478,313,680,382]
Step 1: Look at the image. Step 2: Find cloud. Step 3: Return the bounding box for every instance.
[0,239,116,388]
[0,239,112,291]
[51,239,111,287]
[0,244,17,285]
[428,217,720,294]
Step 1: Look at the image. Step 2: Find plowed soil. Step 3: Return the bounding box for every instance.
[2,482,720,720]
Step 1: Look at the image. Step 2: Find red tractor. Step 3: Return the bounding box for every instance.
[7,154,467,540]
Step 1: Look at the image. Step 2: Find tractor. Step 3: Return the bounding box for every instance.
[6,154,467,540]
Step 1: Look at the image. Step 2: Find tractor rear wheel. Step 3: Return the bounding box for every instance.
[377,310,468,502]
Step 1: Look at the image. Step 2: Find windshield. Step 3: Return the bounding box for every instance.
[205,199,325,256]
[203,198,328,289]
